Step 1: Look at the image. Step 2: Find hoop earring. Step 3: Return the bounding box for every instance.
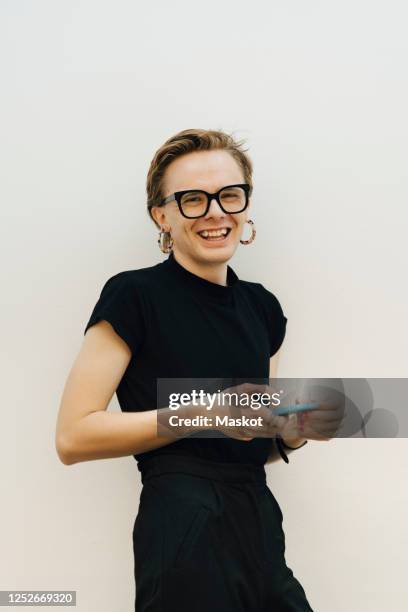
[239,219,256,245]
[158,228,173,253]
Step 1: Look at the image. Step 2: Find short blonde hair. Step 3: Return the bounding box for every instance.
[146,128,253,229]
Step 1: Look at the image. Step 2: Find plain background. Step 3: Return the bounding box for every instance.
[1,1,407,610]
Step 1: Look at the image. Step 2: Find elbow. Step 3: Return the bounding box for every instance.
[55,432,78,465]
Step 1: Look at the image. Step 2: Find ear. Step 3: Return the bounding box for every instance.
[151,205,168,229]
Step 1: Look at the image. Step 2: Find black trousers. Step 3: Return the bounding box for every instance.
[133,453,315,612]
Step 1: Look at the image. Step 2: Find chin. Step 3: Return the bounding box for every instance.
[194,243,237,263]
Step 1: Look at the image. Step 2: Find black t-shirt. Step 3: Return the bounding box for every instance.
[83,251,287,467]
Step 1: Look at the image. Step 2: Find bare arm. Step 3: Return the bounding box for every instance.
[55,320,203,465]
[266,349,308,464]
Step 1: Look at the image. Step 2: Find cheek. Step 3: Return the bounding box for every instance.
[170,221,194,238]
[235,216,247,231]
[170,224,194,242]
[184,223,197,236]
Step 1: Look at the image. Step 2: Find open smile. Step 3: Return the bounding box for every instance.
[196,227,232,243]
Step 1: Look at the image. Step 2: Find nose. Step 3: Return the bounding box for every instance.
[205,196,226,218]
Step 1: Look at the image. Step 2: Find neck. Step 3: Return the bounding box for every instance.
[172,250,228,287]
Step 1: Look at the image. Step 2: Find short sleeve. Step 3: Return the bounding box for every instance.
[258,284,288,357]
[83,272,145,356]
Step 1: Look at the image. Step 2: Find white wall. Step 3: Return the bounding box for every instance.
[1,1,407,610]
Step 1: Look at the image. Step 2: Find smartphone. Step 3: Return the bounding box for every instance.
[274,402,320,417]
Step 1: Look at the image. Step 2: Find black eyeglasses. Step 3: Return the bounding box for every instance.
[158,183,252,219]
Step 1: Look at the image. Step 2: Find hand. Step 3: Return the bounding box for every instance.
[297,396,345,441]
[278,395,346,442]
[212,382,346,443]
[209,382,289,442]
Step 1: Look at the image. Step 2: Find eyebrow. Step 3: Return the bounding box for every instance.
[175,184,241,193]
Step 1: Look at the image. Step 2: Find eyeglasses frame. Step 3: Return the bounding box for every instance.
[157,183,253,219]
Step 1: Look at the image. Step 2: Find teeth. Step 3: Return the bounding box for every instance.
[198,228,229,238]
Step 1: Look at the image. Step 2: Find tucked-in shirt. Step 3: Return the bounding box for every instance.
[83,251,287,468]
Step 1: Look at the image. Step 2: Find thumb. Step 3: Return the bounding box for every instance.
[265,411,287,430]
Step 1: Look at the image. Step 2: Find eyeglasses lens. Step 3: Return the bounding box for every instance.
[180,187,247,218]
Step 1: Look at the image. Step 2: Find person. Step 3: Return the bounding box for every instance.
[56,128,317,611]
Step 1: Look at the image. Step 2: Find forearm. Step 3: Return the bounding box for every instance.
[282,435,308,447]
[266,408,308,464]
[266,436,308,464]
[59,403,207,465]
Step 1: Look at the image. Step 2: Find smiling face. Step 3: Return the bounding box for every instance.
[151,149,251,266]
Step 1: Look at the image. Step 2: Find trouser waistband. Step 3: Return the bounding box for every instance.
[138,453,266,485]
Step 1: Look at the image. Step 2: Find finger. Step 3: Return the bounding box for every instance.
[303,411,344,422]
[311,400,344,413]
[242,382,270,396]
[237,432,255,441]
[307,432,333,441]
[307,423,340,437]
[238,428,270,438]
